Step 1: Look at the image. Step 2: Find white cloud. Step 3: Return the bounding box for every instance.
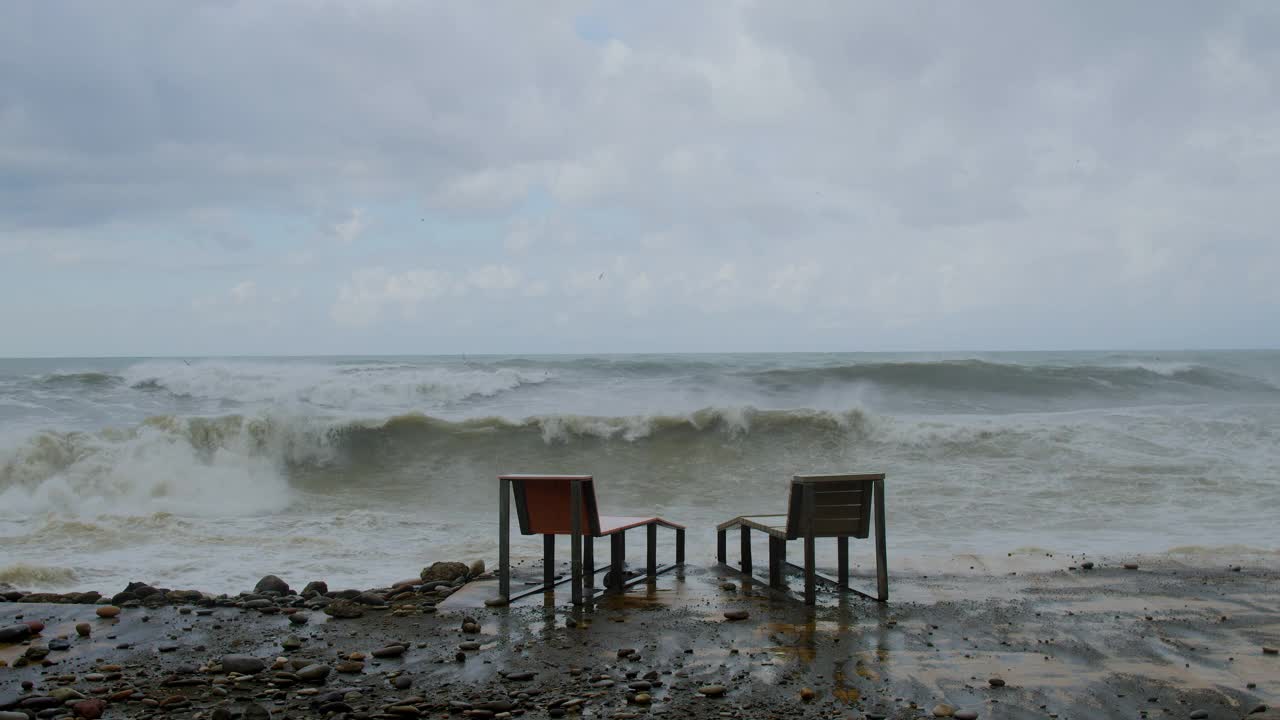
[333,208,365,245]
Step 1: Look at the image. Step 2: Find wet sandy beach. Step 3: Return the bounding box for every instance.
[2,558,1277,720]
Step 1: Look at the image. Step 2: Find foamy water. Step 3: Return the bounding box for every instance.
[1,352,1278,593]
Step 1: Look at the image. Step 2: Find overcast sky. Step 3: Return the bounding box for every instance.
[2,1,1278,357]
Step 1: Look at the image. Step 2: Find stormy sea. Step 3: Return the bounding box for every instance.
[2,351,1278,593]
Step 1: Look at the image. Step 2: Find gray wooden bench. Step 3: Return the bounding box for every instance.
[717,473,887,605]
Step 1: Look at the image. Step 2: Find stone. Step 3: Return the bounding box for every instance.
[954,712,979,720]
[506,671,535,681]
[287,613,309,625]
[0,624,31,642]
[323,599,364,619]
[1189,711,1208,719]
[484,596,509,607]
[296,664,331,683]
[1247,705,1270,716]
[1263,646,1278,655]
[698,685,727,697]
[75,623,91,637]
[393,675,413,690]
[800,688,815,701]
[353,591,386,606]
[0,713,31,720]
[933,704,956,717]
[372,645,406,658]
[723,610,749,621]
[48,639,70,651]
[220,655,266,674]
[336,662,364,674]
[420,562,469,583]
[721,582,737,591]
[988,677,1006,688]
[72,699,107,719]
[254,575,291,595]
[51,687,85,702]
[301,581,328,597]
[469,559,485,577]
[242,703,272,720]
[23,620,44,633]
[95,606,121,618]
[282,636,303,650]
[1123,563,1139,570]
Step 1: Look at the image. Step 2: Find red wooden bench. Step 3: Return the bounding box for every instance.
[497,474,685,605]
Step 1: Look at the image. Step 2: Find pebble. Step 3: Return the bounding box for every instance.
[72,699,107,719]
[1190,711,1209,719]
[75,622,91,637]
[48,639,70,651]
[393,675,413,690]
[296,664,332,682]
[1263,646,1278,655]
[933,704,956,717]
[220,654,266,674]
[288,613,309,625]
[698,685,727,697]
[1080,561,1094,570]
[323,599,365,619]
[242,703,273,720]
[459,642,481,651]
[988,677,1006,688]
[95,606,121,618]
[723,610,749,621]
[373,645,407,658]
[336,661,365,674]
[800,688,815,701]
[506,671,535,681]
[0,624,30,643]
[484,596,509,607]
[954,712,979,720]
[1123,563,1139,570]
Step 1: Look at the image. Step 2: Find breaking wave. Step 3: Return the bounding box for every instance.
[745,360,1278,396]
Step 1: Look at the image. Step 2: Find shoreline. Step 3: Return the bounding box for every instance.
[3,558,1278,719]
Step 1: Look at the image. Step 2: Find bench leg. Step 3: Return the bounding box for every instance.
[647,523,658,577]
[874,479,888,602]
[570,480,583,606]
[498,478,510,599]
[837,536,849,589]
[804,533,816,605]
[609,532,625,592]
[584,536,595,588]
[543,534,555,589]
[716,529,726,564]
[768,536,785,589]
[740,526,752,576]
[676,528,685,564]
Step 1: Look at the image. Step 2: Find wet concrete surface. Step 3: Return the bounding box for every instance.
[2,559,1277,719]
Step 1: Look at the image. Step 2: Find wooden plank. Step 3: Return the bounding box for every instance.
[794,472,885,482]
[806,518,863,536]
[812,503,864,519]
[811,490,867,505]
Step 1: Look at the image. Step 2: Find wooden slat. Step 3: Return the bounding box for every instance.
[808,518,866,536]
[813,503,864,519]
[811,490,866,505]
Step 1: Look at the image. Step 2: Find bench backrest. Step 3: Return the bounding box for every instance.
[785,473,884,540]
[501,474,601,536]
